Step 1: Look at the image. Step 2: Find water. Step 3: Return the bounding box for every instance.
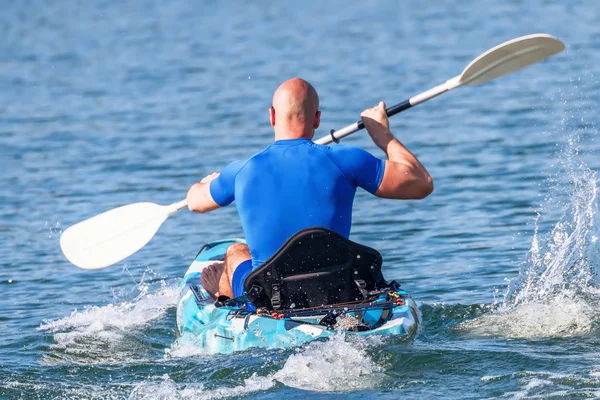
[2,0,600,398]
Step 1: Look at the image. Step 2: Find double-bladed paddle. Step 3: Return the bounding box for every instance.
[60,33,565,270]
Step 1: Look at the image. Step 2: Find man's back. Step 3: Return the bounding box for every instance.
[185,78,432,299]
[210,138,385,266]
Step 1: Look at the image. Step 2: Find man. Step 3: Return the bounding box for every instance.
[186,78,433,300]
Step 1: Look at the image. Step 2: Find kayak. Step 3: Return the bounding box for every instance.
[176,228,419,354]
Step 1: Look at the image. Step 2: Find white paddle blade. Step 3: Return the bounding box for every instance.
[60,202,170,269]
[459,33,565,86]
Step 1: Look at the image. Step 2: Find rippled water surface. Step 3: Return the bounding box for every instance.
[2,0,600,399]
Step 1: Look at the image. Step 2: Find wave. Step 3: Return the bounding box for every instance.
[38,278,179,365]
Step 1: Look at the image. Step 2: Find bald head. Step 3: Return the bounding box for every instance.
[270,78,321,140]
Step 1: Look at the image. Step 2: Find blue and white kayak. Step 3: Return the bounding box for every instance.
[176,237,419,354]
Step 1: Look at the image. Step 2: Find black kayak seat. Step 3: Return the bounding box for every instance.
[243,227,386,311]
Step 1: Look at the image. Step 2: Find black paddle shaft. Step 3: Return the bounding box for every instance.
[355,99,413,130]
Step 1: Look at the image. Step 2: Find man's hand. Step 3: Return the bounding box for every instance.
[361,101,394,151]
[361,101,433,200]
[187,172,221,213]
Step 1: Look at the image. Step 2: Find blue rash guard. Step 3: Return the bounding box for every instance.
[209,138,385,294]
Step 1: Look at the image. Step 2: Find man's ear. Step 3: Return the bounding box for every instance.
[314,110,321,129]
[269,106,276,127]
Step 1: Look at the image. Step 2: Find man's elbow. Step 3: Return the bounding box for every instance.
[399,177,433,200]
[375,174,434,200]
[415,176,434,199]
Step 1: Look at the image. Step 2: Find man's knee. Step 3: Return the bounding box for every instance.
[224,243,250,276]
[226,243,250,259]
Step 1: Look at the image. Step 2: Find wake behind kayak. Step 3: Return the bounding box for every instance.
[176,228,419,354]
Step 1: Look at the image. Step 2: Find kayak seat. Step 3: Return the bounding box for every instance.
[243,227,386,311]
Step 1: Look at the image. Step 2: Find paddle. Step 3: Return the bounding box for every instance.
[60,200,188,270]
[60,33,565,270]
[315,33,565,145]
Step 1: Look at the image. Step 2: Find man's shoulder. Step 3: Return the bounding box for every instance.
[223,145,277,177]
[241,145,274,165]
[232,141,370,169]
[313,143,370,161]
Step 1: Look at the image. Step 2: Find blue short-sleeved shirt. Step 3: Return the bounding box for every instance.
[210,138,385,268]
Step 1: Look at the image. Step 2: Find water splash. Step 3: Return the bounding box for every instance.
[1,379,130,400]
[44,220,63,239]
[38,280,179,364]
[273,333,385,391]
[164,333,384,394]
[481,370,600,399]
[128,373,275,400]
[503,144,599,307]
[458,80,600,339]
[165,333,212,358]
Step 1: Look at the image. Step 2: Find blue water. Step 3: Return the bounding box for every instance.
[2,0,600,398]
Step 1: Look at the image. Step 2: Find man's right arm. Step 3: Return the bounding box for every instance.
[361,101,433,200]
[186,172,222,214]
[187,159,244,213]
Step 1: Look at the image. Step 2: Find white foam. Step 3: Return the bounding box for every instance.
[273,332,384,391]
[466,112,600,340]
[165,333,385,394]
[165,333,211,359]
[480,370,600,399]
[457,293,596,339]
[2,379,130,400]
[40,284,178,334]
[38,282,179,363]
[128,374,275,400]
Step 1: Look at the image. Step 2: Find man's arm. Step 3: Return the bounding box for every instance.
[361,102,433,200]
[187,159,244,213]
[186,172,221,213]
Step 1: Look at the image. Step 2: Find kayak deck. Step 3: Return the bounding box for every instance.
[176,239,419,354]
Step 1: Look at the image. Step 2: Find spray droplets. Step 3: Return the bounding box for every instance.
[458,74,600,339]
